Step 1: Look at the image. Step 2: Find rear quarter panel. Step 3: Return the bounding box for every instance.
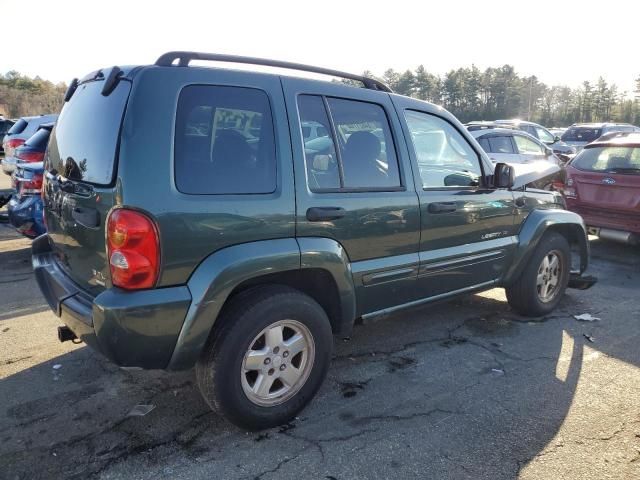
[118,66,296,286]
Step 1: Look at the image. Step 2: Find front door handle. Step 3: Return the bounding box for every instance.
[428,202,457,214]
[306,207,346,222]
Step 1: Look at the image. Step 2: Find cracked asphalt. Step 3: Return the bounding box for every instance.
[1,176,639,479]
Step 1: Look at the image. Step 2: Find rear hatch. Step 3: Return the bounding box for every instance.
[43,71,131,296]
[568,145,640,220]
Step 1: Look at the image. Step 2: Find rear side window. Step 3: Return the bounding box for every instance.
[24,129,51,150]
[47,80,130,185]
[8,119,27,135]
[488,136,515,154]
[297,95,401,191]
[175,86,276,194]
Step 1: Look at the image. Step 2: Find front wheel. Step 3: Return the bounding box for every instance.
[506,232,570,316]
[196,286,333,430]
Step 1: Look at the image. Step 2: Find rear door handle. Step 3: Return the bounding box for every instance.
[428,202,457,213]
[306,207,346,222]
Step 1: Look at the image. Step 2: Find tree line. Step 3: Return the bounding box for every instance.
[2,66,640,128]
[0,71,66,118]
[361,65,640,127]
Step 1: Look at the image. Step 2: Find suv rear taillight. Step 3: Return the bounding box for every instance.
[18,173,43,195]
[16,150,44,162]
[107,209,160,290]
[6,138,25,149]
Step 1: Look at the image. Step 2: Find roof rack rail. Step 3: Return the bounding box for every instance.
[154,51,393,93]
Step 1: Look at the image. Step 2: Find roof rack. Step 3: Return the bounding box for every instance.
[154,51,393,93]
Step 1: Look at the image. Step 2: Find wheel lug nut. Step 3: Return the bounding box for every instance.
[280,364,286,371]
[268,368,275,376]
[264,358,271,365]
[273,347,280,354]
[283,351,289,358]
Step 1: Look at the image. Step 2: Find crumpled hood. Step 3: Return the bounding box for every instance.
[509,161,560,189]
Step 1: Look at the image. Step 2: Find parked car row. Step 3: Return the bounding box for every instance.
[1,114,55,238]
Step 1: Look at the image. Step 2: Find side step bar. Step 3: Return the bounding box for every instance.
[568,273,597,290]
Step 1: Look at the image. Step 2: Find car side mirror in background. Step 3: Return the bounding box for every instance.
[494,163,514,189]
[554,135,561,142]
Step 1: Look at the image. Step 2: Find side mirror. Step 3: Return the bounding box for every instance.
[554,135,561,142]
[493,162,514,189]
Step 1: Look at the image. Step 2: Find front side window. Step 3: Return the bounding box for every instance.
[561,127,602,143]
[514,135,544,155]
[298,95,401,191]
[175,86,276,194]
[535,126,555,143]
[405,110,482,188]
[488,136,515,154]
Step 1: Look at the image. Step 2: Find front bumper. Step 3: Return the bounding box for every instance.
[32,235,192,369]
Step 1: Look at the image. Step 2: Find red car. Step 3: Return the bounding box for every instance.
[562,132,640,244]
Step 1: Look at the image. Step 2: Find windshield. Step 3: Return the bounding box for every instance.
[572,146,640,174]
[561,127,602,143]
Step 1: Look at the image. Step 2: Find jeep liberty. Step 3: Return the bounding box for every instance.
[33,52,595,430]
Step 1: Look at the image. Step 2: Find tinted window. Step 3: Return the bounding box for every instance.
[478,137,490,152]
[298,95,340,190]
[514,135,544,154]
[561,127,602,143]
[405,110,482,188]
[327,98,401,189]
[535,126,555,143]
[572,147,640,174]
[24,129,51,150]
[46,80,130,185]
[8,118,27,135]
[488,136,515,154]
[175,86,276,195]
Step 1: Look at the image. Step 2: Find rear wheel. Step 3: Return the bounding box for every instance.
[506,232,570,316]
[196,285,333,430]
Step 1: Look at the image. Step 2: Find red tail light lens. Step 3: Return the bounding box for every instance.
[107,209,160,290]
[16,150,44,162]
[6,138,25,149]
[18,173,43,195]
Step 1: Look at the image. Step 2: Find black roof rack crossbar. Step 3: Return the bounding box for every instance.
[154,51,392,93]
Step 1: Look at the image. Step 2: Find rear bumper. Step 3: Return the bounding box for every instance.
[32,235,192,369]
[567,204,640,235]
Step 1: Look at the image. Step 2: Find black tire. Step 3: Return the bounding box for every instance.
[506,232,570,316]
[196,285,333,430]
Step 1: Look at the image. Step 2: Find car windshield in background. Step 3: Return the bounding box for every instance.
[561,127,602,143]
[572,146,640,174]
[8,118,27,135]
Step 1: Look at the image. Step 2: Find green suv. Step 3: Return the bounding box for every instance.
[33,52,595,430]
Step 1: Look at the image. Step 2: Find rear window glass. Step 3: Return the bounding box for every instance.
[8,118,27,135]
[24,129,51,150]
[175,85,276,194]
[561,127,602,143]
[46,79,130,185]
[572,147,640,174]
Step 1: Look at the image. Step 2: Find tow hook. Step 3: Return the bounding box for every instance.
[57,326,78,343]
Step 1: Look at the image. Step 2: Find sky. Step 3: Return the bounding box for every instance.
[1,0,638,93]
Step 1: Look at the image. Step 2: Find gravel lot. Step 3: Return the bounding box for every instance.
[1,171,639,480]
